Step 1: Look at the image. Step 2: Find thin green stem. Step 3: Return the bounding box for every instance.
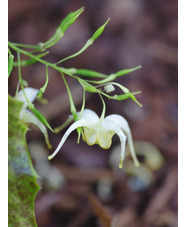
[76,89,86,143]
[17,52,33,109]
[8,48,12,55]
[43,30,63,49]
[99,95,106,121]
[79,89,86,119]
[61,73,77,118]
[41,65,49,93]
[55,39,92,65]
[13,51,49,67]
[14,81,20,98]
[8,41,73,77]
[54,117,73,133]
[11,42,38,49]
[87,74,116,85]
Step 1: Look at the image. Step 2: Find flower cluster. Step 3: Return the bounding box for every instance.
[9,8,141,170]
[48,109,139,168]
[16,87,139,168]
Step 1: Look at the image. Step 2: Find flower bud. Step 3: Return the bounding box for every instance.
[31,107,53,132]
[59,7,84,34]
[104,84,115,93]
[115,65,141,78]
[90,18,110,42]
[75,68,107,78]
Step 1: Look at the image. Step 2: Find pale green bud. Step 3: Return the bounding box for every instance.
[104,84,115,93]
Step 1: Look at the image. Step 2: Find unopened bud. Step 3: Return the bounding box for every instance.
[104,84,115,93]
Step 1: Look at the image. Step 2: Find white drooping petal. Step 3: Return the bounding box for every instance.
[105,114,139,167]
[101,119,127,168]
[48,109,100,160]
[105,114,130,134]
[16,87,39,108]
[21,109,51,149]
[79,109,99,121]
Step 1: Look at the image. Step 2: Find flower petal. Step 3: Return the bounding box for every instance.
[16,87,39,108]
[97,122,115,149]
[81,109,100,145]
[78,109,99,145]
[77,109,99,121]
[48,109,99,160]
[82,126,98,145]
[105,114,139,167]
[21,109,52,149]
[100,119,127,168]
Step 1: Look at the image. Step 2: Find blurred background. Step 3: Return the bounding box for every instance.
[8,0,178,226]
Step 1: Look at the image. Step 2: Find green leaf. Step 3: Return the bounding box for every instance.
[8,95,40,227]
[8,54,14,77]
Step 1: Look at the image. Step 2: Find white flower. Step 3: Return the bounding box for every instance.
[16,87,51,148]
[48,109,139,168]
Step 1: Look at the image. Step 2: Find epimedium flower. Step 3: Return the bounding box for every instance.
[48,109,139,168]
[15,87,52,149]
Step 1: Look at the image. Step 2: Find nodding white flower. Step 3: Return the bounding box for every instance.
[48,109,139,168]
[16,87,51,148]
